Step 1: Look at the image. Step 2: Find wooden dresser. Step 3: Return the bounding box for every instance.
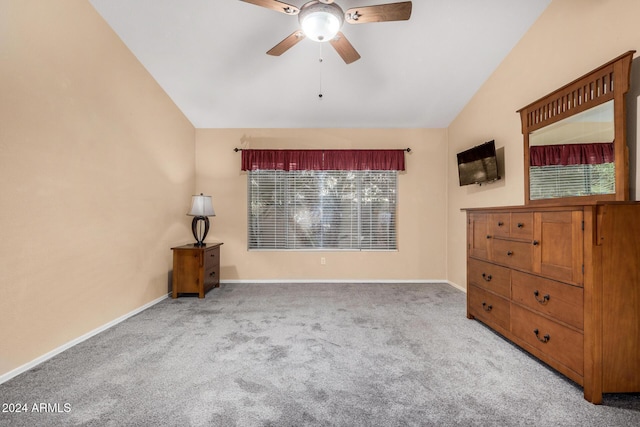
[171,243,223,298]
[465,203,640,403]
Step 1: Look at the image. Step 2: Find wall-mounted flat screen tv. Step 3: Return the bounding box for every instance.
[457,140,500,186]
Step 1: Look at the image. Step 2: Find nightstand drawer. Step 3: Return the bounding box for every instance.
[203,246,220,269]
[204,264,219,286]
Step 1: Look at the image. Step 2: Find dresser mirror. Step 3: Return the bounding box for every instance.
[528,100,615,200]
[519,51,635,205]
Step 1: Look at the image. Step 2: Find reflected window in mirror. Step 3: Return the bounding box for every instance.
[528,100,615,200]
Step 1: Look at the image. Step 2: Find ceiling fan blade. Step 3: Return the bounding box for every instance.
[240,0,299,15]
[329,32,361,64]
[345,1,412,24]
[267,31,306,56]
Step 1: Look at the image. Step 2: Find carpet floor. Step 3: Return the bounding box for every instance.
[0,282,638,426]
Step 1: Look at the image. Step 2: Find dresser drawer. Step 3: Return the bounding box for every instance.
[510,212,534,239]
[511,304,583,376]
[512,271,583,330]
[490,213,511,237]
[468,258,510,298]
[468,284,510,332]
[491,239,533,270]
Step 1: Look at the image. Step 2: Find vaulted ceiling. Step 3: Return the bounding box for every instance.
[89,0,551,128]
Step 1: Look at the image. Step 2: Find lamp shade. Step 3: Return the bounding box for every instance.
[299,2,344,42]
[187,194,215,217]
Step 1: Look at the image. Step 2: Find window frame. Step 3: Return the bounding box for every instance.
[247,169,398,252]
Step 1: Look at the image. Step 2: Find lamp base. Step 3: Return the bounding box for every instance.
[191,216,210,247]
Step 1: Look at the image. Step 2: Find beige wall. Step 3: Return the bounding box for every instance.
[0,1,195,377]
[195,129,448,281]
[447,0,640,288]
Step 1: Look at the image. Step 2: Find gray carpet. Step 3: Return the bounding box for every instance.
[0,282,638,426]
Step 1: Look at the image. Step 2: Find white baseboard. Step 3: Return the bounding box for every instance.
[220,279,462,288]
[445,280,467,293]
[221,279,442,284]
[0,293,169,386]
[220,279,467,292]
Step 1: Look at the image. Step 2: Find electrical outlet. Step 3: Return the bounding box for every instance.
[320,257,326,265]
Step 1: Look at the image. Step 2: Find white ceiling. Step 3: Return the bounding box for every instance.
[89,0,551,128]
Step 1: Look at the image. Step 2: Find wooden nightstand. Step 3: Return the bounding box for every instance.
[171,243,223,298]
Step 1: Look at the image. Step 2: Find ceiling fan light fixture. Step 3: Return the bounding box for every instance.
[299,2,344,42]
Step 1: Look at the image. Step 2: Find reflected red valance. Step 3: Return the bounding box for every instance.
[241,149,406,171]
[529,143,614,167]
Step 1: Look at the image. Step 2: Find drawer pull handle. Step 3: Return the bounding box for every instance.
[486,235,492,239]
[482,273,492,282]
[533,329,550,343]
[507,251,513,256]
[517,222,524,228]
[533,290,550,304]
[532,240,539,246]
[209,272,216,277]
[497,221,504,227]
[481,302,493,312]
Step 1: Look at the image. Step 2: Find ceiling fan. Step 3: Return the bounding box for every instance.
[240,0,413,64]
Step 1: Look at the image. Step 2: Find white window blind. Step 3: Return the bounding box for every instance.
[248,170,397,250]
[529,163,615,200]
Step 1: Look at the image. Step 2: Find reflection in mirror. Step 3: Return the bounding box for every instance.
[528,100,615,200]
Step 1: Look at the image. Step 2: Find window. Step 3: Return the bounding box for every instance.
[248,169,397,250]
[241,148,406,251]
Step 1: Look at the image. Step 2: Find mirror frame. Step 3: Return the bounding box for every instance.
[518,51,635,205]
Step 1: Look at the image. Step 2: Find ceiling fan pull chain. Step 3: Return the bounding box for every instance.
[318,43,324,100]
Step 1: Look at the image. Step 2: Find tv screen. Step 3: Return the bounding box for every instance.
[457,140,500,186]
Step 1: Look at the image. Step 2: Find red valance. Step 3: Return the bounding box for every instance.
[241,149,406,171]
[529,143,614,167]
